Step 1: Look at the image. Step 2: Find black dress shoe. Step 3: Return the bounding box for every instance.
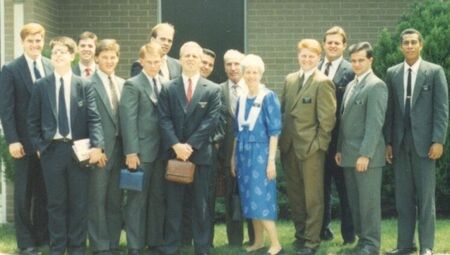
[320,228,334,241]
[128,249,140,255]
[385,248,417,255]
[296,247,316,255]
[420,249,432,255]
[94,250,112,255]
[343,238,356,245]
[292,239,305,249]
[20,247,41,255]
[351,245,379,255]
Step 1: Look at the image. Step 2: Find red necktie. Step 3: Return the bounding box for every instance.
[186,78,193,103]
[85,67,91,77]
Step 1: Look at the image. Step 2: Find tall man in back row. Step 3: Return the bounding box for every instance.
[385,28,448,255]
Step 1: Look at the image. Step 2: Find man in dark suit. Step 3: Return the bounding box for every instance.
[318,26,355,244]
[72,31,97,78]
[279,39,336,255]
[216,49,255,247]
[0,23,52,255]
[200,48,216,79]
[158,41,221,255]
[385,28,448,255]
[336,42,387,255]
[28,36,105,255]
[130,23,181,79]
[120,42,168,255]
[88,39,125,255]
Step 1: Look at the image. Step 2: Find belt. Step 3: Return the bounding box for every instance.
[53,137,72,143]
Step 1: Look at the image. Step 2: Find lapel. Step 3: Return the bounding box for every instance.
[394,64,405,116]
[343,74,368,115]
[139,72,158,105]
[174,77,188,113]
[186,77,207,116]
[92,73,115,122]
[18,55,34,93]
[333,61,346,84]
[70,75,80,125]
[411,62,427,109]
[45,74,58,120]
[291,70,315,111]
[42,58,53,76]
[223,81,233,114]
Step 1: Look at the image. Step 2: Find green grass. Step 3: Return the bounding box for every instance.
[1,219,450,254]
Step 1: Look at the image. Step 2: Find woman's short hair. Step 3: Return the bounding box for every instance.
[240,54,265,74]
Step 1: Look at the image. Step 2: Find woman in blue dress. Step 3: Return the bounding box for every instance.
[231,54,283,255]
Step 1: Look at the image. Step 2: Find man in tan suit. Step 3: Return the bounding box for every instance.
[279,39,336,255]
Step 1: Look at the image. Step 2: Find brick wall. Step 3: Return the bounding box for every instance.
[246,0,415,94]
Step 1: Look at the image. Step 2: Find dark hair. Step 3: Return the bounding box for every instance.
[400,28,423,44]
[348,42,373,59]
[203,48,216,59]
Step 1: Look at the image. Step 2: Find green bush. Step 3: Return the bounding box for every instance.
[373,0,450,216]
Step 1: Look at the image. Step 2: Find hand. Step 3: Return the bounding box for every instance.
[172,143,193,161]
[89,148,106,167]
[126,154,140,170]
[428,143,444,160]
[355,156,370,172]
[335,152,342,166]
[230,156,236,177]
[9,142,25,158]
[266,159,276,180]
[37,151,40,159]
[385,145,393,164]
[214,143,220,150]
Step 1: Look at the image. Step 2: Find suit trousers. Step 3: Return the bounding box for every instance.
[40,141,89,255]
[88,143,123,252]
[281,149,325,248]
[394,130,436,250]
[13,154,48,249]
[343,166,382,251]
[146,159,166,247]
[161,165,211,255]
[124,161,156,250]
[207,145,219,246]
[322,144,354,242]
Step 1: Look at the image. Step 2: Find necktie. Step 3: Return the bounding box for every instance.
[152,77,159,96]
[404,68,412,130]
[231,84,239,115]
[33,61,41,80]
[324,62,332,76]
[108,76,119,115]
[231,84,238,97]
[58,77,69,137]
[85,67,91,77]
[344,78,358,110]
[186,78,193,103]
[297,74,305,94]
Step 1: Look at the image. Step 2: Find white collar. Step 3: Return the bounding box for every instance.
[404,57,421,73]
[237,84,269,131]
[324,56,343,67]
[24,54,42,65]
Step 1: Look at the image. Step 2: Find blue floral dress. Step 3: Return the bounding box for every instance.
[234,89,282,220]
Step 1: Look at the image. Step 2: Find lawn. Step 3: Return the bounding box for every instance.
[1,219,450,254]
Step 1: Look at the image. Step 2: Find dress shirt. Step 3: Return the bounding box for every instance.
[403,58,421,106]
[97,70,121,108]
[54,71,73,139]
[24,54,45,82]
[79,62,96,78]
[160,55,170,80]
[182,73,200,97]
[320,56,343,80]
[228,79,246,115]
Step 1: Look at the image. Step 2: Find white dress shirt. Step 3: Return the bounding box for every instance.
[403,58,421,107]
[78,62,96,78]
[24,54,45,82]
[320,56,343,80]
[182,73,200,97]
[160,55,170,80]
[97,70,121,108]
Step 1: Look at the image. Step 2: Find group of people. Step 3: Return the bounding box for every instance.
[0,20,447,255]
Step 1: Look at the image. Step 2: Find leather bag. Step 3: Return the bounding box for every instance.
[165,159,196,184]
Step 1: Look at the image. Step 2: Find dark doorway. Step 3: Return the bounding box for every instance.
[161,0,245,83]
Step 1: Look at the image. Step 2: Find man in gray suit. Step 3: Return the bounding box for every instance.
[336,42,387,255]
[385,28,448,255]
[88,39,125,255]
[120,42,167,255]
[130,23,181,79]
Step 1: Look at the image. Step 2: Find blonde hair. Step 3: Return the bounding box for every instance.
[20,23,45,40]
[297,39,322,55]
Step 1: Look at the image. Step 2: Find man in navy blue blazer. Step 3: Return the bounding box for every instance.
[28,36,105,255]
[0,23,52,255]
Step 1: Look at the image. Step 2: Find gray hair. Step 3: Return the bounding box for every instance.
[223,49,244,64]
[240,54,265,74]
[179,41,202,58]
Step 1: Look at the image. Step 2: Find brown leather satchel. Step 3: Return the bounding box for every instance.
[165,159,196,184]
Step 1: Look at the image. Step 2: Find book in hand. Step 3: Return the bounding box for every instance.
[72,138,91,164]
[119,168,144,191]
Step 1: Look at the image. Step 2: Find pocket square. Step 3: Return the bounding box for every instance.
[302,97,312,104]
[355,100,363,105]
[199,101,208,108]
[422,85,430,91]
[78,100,84,107]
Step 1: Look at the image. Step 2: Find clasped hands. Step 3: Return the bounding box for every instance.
[89,148,107,168]
[172,143,193,161]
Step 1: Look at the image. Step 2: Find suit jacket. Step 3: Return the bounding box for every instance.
[130,56,182,79]
[73,65,81,76]
[385,60,448,157]
[119,72,167,163]
[158,76,221,165]
[217,80,235,166]
[279,69,336,160]
[28,74,104,153]
[89,72,125,160]
[0,55,53,153]
[337,72,387,168]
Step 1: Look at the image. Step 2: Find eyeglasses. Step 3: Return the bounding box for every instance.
[51,49,70,55]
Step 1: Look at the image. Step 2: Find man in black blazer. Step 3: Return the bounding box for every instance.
[318,26,355,245]
[0,23,52,255]
[158,41,221,255]
[385,28,448,255]
[88,39,125,255]
[28,36,105,255]
[72,31,97,78]
[130,23,181,79]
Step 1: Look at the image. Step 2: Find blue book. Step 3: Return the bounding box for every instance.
[119,168,144,191]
